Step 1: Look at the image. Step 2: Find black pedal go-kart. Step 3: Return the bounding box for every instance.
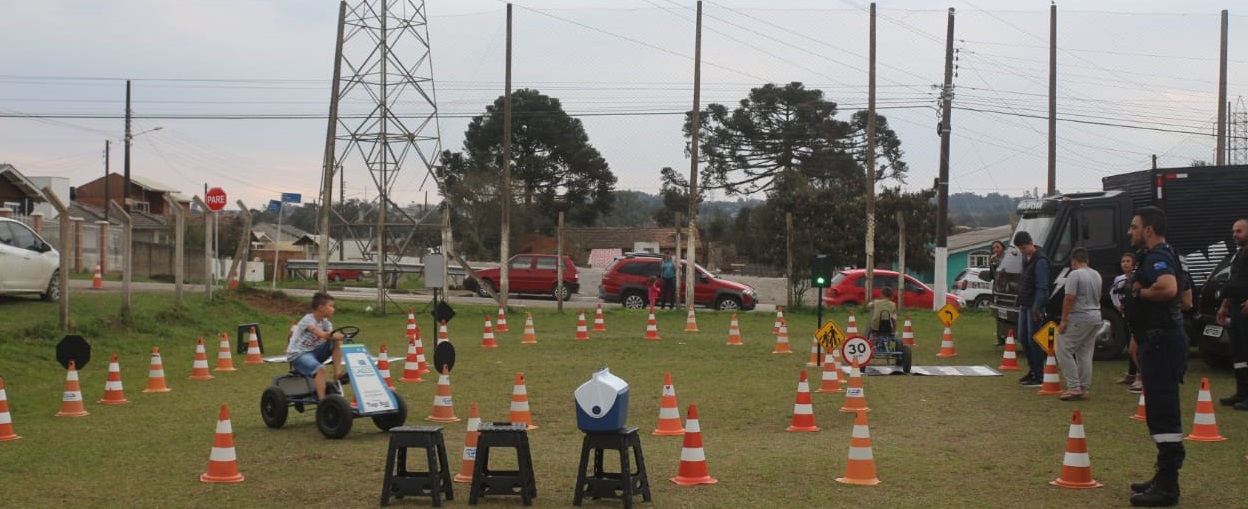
[260,326,408,439]
[866,313,912,374]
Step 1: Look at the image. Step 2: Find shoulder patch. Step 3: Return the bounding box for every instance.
[1153,260,1169,271]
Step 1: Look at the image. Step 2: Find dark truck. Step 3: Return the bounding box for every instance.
[989,165,1248,364]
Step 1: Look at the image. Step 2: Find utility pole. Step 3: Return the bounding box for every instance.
[896,211,906,310]
[1217,9,1228,165]
[123,80,132,211]
[1047,2,1057,195]
[864,2,877,303]
[500,3,513,310]
[934,7,956,312]
[318,0,347,291]
[685,0,703,311]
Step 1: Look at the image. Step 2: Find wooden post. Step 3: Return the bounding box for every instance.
[193,196,213,301]
[108,201,132,323]
[224,200,252,293]
[164,195,184,306]
[42,187,72,330]
[71,217,83,272]
[896,211,906,310]
[557,211,564,313]
[685,1,703,312]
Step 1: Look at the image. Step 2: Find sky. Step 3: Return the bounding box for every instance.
[1,0,1244,212]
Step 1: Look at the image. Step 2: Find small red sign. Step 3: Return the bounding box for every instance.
[205,187,227,212]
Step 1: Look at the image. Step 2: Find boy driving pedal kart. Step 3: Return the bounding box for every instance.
[286,291,348,401]
[868,287,898,336]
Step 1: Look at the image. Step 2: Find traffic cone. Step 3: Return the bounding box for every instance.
[376,344,394,389]
[189,337,214,380]
[214,333,236,372]
[405,309,418,340]
[806,336,821,367]
[575,310,590,341]
[427,365,460,423]
[97,353,129,405]
[200,404,245,483]
[840,365,870,413]
[834,349,848,387]
[644,309,661,341]
[684,308,699,332]
[0,377,22,441]
[1186,378,1227,441]
[592,303,607,332]
[56,361,89,417]
[726,313,743,346]
[816,352,844,394]
[901,316,916,347]
[1038,351,1063,396]
[846,311,859,335]
[227,269,239,290]
[653,372,685,436]
[773,306,784,335]
[481,315,498,348]
[400,338,425,383]
[143,347,171,393]
[454,402,482,483]
[998,329,1020,371]
[507,372,537,430]
[936,326,957,358]
[1130,390,1147,422]
[521,313,538,344]
[244,327,263,364]
[772,318,791,354]
[1050,410,1103,489]
[436,321,450,344]
[411,323,430,375]
[496,305,510,333]
[92,262,103,289]
[670,404,717,486]
[835,410,881,486]
[787,370,820,432]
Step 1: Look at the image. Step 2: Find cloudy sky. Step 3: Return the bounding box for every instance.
[1,0,1243,210]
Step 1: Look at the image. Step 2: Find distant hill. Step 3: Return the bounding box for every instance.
[948,192,1020,228]
[596,190,762,228]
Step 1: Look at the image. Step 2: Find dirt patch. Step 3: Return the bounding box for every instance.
[238,290,308,317]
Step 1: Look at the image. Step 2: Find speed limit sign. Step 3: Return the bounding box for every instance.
[839,335,874,368]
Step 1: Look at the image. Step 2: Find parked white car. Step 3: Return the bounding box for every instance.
[952,266,993,308]
[0,217,60,301]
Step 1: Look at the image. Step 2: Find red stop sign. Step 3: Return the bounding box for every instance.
[205,187,227,212]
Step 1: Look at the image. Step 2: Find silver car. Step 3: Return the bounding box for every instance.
[0,217,60,301]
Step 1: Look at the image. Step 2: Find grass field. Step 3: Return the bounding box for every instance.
[1,291,1245,508]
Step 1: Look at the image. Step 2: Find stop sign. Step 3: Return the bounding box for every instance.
[205,187,227,212]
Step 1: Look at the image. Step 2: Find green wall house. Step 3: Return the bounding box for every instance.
[945,225,1013,287]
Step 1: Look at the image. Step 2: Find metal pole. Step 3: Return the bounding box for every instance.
[685,0,703,311]
[934,8,956,311]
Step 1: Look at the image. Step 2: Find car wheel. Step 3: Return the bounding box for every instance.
[972,295,992,309]
[552,284,571,301]
[715,296,742,311]
[622,291,646,309]
[41,270,61,302]
[355,273,364,281]
[260,386,289,429]
[476,280,494,298]
[332,274,343,282]
[371,391,408,431]
[316,395,354,439]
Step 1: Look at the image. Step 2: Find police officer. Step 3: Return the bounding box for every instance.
[1216,218,1248,409]
[1122,206,1187,507]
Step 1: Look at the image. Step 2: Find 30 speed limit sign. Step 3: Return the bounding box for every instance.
[839,335,874,368]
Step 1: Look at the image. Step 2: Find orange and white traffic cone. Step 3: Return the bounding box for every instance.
[726,313,743,346]
[806,336,821,367]
[901,316,916,347]
[653,372,685,436]
[835,410,881,486]
[144,347,171,393]
[772,318,791,354]
[1130,390,1147,422]
[592,303,607,333]
[405,309,419,341]
[507,373,537,430]
[214,333,236,372]
[56,360,89,417]
[377,344,394,389]
[773,306,785,335]
[787,370,820,432]
[670,404,717,486]
[816,352,844,394]
[400,338,425,383]
[200,404,245,483]
[189,338,214,380]
[1186,378,1227,441]
[834,349,848,387]
[1050,410,1103,489]
[521,313,538,344]
[437,321,450,344]
[454,402,482,483]
[244,327,263,364]
[227,269,239,290]
[496,305,510,333]
[575,310,590,341]
[644,309,661,341]
[0,377,21,441]
[1038,351,1063,396]
[91,262,103,289]
[97,353,129,405]
[840,365,870,413]
[936,327,957,358]
[846,311,859,335]
[684,308,699,333]
[427,365,460,423]
[481,315,498,348]
[998,329,1020,371]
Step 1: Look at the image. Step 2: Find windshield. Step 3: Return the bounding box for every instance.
[992,215,1055,299]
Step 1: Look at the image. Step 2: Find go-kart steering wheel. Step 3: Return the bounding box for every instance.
[332,326,360,343]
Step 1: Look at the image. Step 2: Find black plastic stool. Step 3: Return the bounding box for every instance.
[469,422,537,506]
[573,427,651,508]
[381,426,454,507]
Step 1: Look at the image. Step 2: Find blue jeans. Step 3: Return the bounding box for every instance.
[1017,307,1046,378]
[291,341,334,377]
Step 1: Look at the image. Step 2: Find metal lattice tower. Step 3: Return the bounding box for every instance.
[1231,97,1247,165]
[321,0,443,309]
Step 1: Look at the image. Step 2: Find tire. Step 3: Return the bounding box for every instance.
[899,345,913,374]
[355,273,364,281]
[552,284,571,302]
[476,280,494,298]
[372,392,408,431]
[332,274,344,282]
[260,386,289,429]
[972,295,992,309]
[316,395,354,439]
[41,270,61,302]
[622,290,647,309]
[715,295,742,311]
[1092,308,1128,361]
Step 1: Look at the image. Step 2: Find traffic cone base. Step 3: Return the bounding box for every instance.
[1186,377,1227,441]
[201,405,245,483]
[1050,410,1102,489]
[835,411,880,486]
[670,405,717,485]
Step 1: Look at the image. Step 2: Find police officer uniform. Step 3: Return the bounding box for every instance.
[1219,243,1248,408]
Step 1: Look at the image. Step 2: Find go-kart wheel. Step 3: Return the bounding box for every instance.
[260,386,289,429]
[316,395,354,439]
[899,344,913,374]
[372,392,408,431]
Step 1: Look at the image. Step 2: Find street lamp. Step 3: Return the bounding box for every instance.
[122,125,163,212]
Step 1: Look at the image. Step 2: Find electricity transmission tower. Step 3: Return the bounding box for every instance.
[1231,97,1247,165]
[319,0,443,310]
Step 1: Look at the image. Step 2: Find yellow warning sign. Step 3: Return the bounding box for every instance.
[937,303,961,328]
[815,319,846,352]
[1032,321,1058,353]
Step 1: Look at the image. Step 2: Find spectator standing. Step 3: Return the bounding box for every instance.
[1216,218,1248,409]
[659,252,677,310]
[1055,247,1101,401]
[1112,253,1143,392]
[1013,231,1050,388]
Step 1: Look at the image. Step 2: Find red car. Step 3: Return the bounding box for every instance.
[822,269,964,309]
[464,254,579,301]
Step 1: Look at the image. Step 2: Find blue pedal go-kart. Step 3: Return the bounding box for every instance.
[260,326,408,439]
[866,313,912,373]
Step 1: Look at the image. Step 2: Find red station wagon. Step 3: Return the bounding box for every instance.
[464,254,579,301]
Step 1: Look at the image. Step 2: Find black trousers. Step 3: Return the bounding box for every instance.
[660,277,677,309]
[1138,328,1188,472]
[1230,313,1248,372]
